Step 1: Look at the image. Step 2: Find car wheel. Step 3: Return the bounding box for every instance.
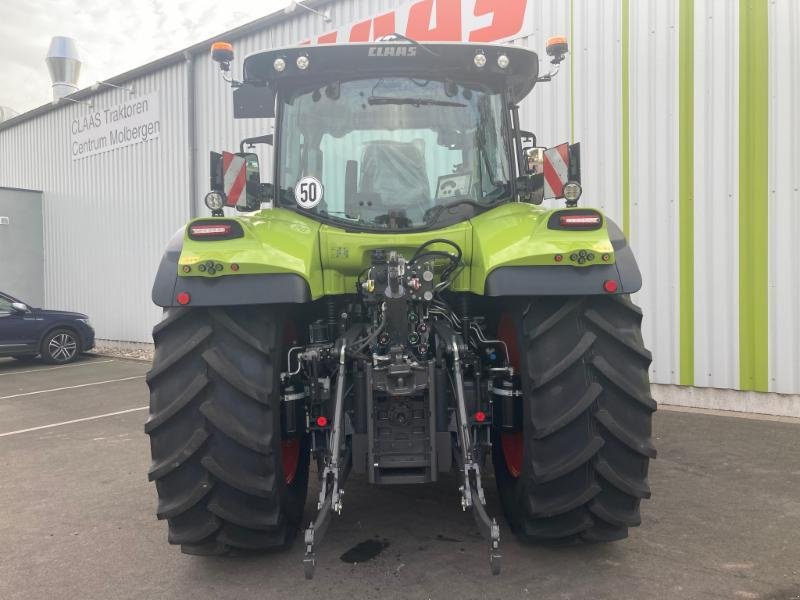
[42,329,81,364]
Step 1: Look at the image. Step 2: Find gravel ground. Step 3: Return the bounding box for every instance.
[89,342,154,362]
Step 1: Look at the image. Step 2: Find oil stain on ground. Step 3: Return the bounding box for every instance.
[340,539,390,564]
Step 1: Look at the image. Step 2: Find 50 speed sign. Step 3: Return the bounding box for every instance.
[294,176,324,209]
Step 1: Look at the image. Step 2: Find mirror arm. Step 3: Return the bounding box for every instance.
[536,61,562,83]
[510,105,526,181]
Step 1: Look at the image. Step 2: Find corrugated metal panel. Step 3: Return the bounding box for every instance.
[572,0,623,224]
[768,0,800,394]
[514,0,570,159]
[629,0,680,384]
[0,63,189,343]
[693,0,739,389]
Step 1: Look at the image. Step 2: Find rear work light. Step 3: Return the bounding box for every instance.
[190,224,232,236]
[560,214,601,227]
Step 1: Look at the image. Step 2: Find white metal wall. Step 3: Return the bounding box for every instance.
[768,0,800,394]
[571,0,623,225]
[0,63,190,342]
[629,0,680,384]
[694,0,739,389]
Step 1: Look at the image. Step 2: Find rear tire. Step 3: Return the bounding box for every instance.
[493,294,656,543]
[146,306,310,554]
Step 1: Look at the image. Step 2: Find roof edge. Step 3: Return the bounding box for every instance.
[0,0,335,133]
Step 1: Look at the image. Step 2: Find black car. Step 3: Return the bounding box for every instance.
[0,291,95,364]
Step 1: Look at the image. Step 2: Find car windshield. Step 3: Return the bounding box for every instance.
[277,77,512,230]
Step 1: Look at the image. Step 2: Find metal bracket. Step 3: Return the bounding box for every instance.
[303,340,348,579]
[446,332,502,575]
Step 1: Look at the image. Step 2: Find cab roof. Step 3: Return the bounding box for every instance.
[242,42,540,105]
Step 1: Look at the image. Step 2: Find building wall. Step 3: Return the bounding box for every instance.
[0,63,190,342]
[0,187,44,307]
[0,0,797,396]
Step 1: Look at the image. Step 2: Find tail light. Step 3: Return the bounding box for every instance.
[603,280,619,293]
[190,224,231,236]
[187,219,244,240]
[548,210,603,231]
[560,214,600,227]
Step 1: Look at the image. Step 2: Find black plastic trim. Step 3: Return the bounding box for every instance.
[168,273,310,307]
[152,228,185,307]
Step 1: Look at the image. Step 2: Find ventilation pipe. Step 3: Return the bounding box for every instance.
[46,36,82,101]
[0,106,19,123]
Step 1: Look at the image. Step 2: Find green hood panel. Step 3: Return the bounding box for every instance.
[176,204,617,298]
[468,203,615,293]
[178,209,325,297]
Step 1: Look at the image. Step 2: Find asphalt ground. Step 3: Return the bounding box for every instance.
[0,356,799,600]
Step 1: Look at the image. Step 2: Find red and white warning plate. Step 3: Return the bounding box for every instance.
[543,143,570,199]
[222,151,247,208]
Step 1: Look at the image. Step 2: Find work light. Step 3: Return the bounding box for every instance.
[563,182,582,202]
[204,191,225,211]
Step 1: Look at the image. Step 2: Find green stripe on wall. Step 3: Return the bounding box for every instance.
[739,0,769,391]
[621,0,630,237]
[678,0,694,386]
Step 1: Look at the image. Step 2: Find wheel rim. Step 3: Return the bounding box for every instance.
[281,438,301,485]
[49,333,77,361]
[497,313,523,478]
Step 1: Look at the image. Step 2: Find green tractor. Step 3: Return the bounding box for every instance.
[146,35,655,578]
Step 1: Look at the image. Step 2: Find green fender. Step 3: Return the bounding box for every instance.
[152,205,641,308]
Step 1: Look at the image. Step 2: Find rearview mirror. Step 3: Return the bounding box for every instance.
[526,147,546,175]
[11,302,28,314]
[243,153,263,210]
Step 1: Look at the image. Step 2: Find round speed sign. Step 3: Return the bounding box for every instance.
[294,176,324,209]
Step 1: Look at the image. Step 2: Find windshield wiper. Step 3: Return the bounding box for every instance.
[378,32,441,58]
[368,96,466,108]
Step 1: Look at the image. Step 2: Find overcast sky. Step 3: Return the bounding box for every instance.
[0,0,289,114]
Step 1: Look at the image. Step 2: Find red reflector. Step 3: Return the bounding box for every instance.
[603,280,619,293]
[190,224,232,236]
[230,263,239,272]
[559,214,601,227]
[554,254,563,262]
[176,292,191,305]
[316,416,328,427]
[474,411,487,423]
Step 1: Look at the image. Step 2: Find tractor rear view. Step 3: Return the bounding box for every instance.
[146,36,655,578]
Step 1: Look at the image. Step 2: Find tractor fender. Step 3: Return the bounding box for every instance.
[151,228,311,307]
[484,218,642,296]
